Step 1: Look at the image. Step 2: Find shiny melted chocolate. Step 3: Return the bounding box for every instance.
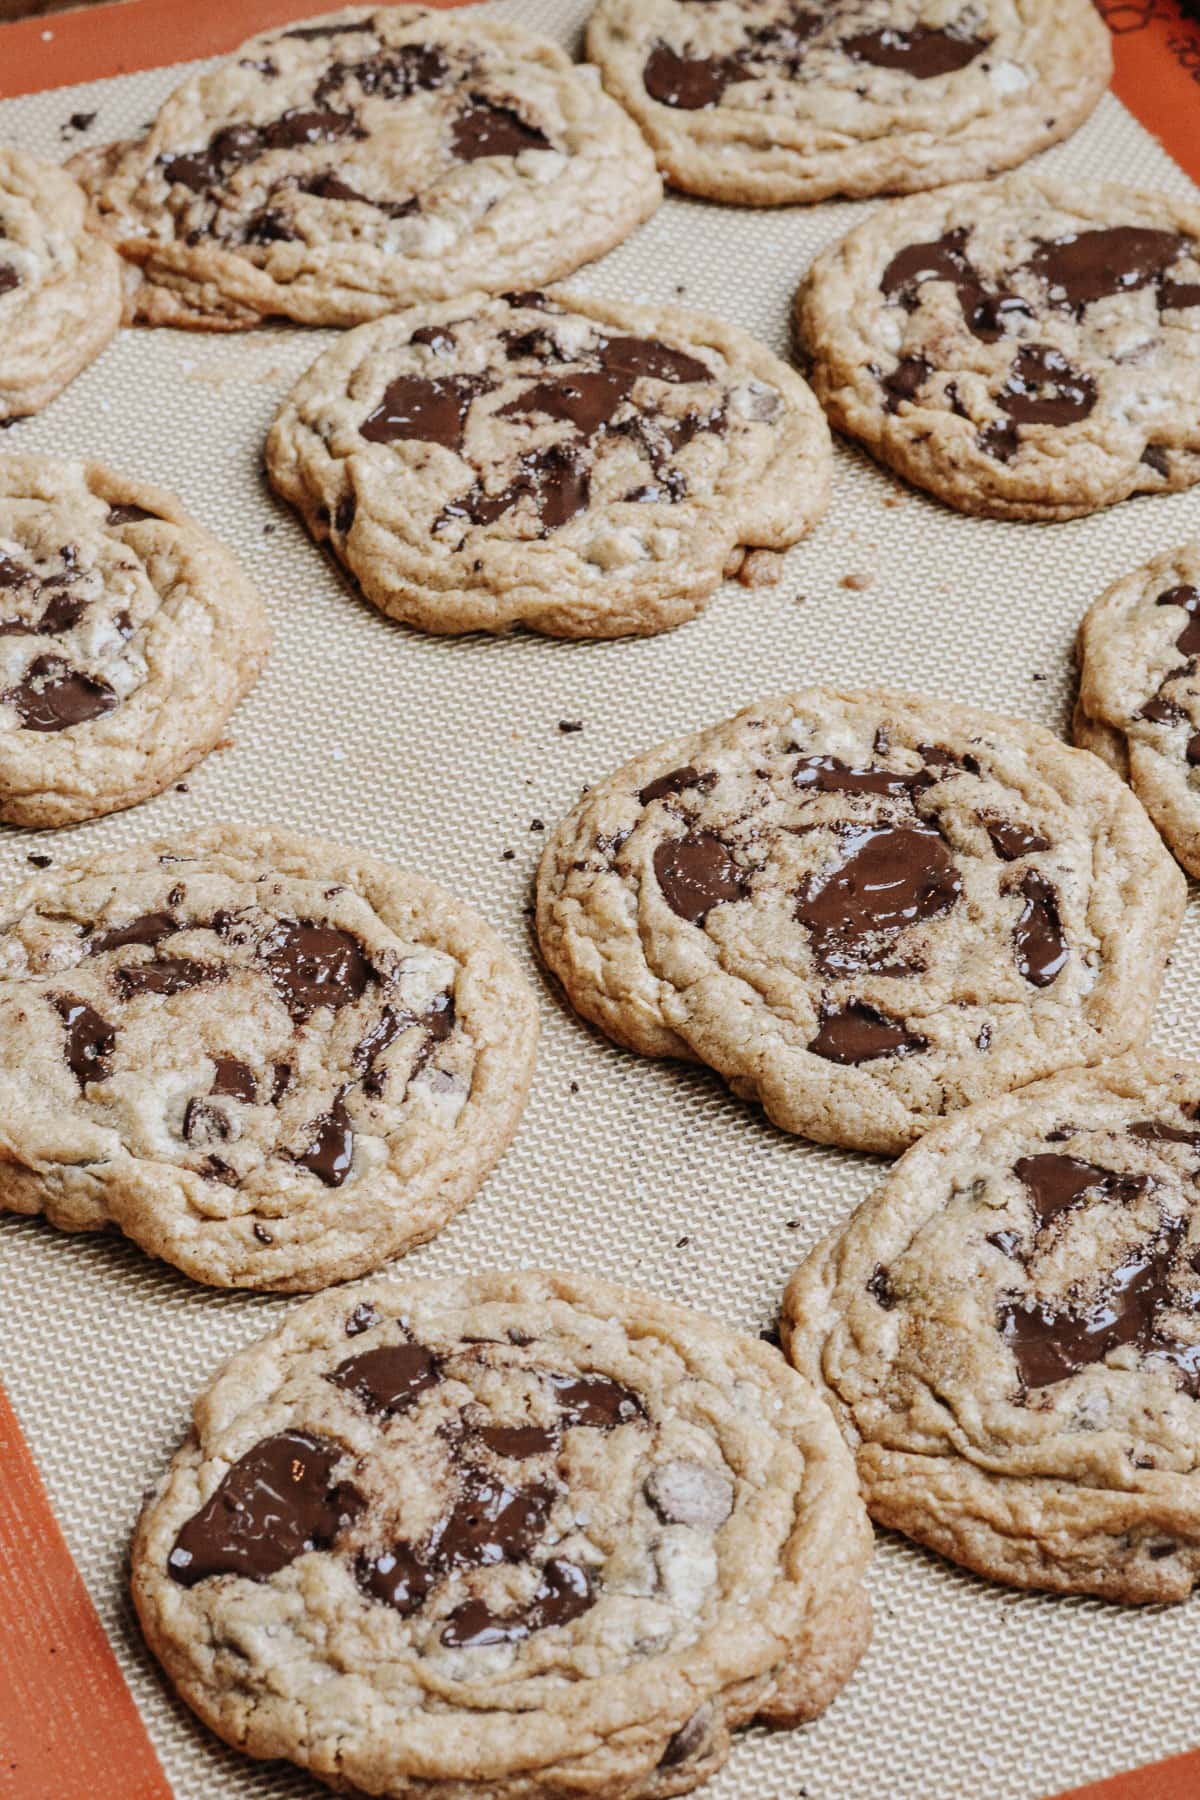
[168,1431,361,1585]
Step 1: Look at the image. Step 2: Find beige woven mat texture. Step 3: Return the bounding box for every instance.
[1,5,1198,1796]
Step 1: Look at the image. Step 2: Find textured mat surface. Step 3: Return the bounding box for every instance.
[1,6,1199,1797]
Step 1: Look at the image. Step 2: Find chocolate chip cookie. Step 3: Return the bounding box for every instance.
[586,0,1110,206]
[797,175,1200,519]
[784,1054,1200,1602]
[67,6,661,331]
[0,148,122,419]
[1074,543,1200,878]
[266,288,830,637]
[0,455,270,828]
[132,1270,872,1796]
[0,827,537,1289]
[536,688,1183,1154]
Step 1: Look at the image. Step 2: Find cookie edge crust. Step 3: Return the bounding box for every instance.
[130,1268,872,1796]
[264,287,831,639]
[536,687,1186,1154]
[0,822,540,1291]
[584,0,1112,207]
[781,1052,1200,1604]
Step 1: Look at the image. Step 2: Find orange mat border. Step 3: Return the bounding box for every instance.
[0,1,1197,1796]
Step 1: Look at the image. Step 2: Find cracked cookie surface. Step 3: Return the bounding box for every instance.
[132,1270,872,1798]
[797,175,1200,519]
[0,148,122,418]
[784,1055,1200,1602]
[0,826,537,1289]
[536,688,1183,1154]
[0,455,269,827]
[1074,542,1200,879]
[266,288,830,637]
[586,0,1110,206]
[68,5,661,331]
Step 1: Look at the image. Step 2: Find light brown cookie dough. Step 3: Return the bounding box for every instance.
[67,6,662,332]
[1075,543,1200,878]
[0,147,122,418]
[797,175,1200,520]
[783,1055,1200,1603]
[266,288,830,638]
[587,0,1110,207]
[0,827,537,1290]
[132,1270,872,1798]
[0,455,270,828]
[536,688,1183,1155]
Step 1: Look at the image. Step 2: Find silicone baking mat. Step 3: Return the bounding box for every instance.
[0,5,1198,1798]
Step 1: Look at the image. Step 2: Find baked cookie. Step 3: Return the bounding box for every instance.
[1074,543,1200,879]
[536,688,1183,1155]
[67,6,661,331]
[0,148,122,418]
[266,289,830,638]
[797,175,1200,520]
[0,455,270,828]
[587,0,1111,206]
[132,1270,872,1797]
[783,1054,1200,1603]
[0,827,537,1290]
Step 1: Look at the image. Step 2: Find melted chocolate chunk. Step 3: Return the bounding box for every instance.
[999,1217,1200,1392]
[452,99,550,161]
[600,336,711,386]
[985,820,1051,861]
[880,227,1028,342]
[328,1342,440,1415]
[639,765,715,806]
[439,443,591,535]
[259,919,372,1019]
[1160,279,1200,312]
[115,958,217,997]
[291,1086,354,1187]
[162,110,362,190]
[1015,1153,1149,1232]
[167,1431,359,1585]
[440,1556,592,1648]
[881,354,931,412]
[867,1264,896,1308]
[1188,735,1200,766]
[212,1058,257,1102]
[52,995,116,1086]
[1157,585,1200,655]
[345,1301,379,1336]
[314,42,450,108]
[0,587,88,638]
[352,1004,412,1076]
[660,1712,709,1769]
[360,374,485,451]
[1011,870,1068,987]
[995,344,1096,427]
[808,1002,928,1064]
[357,1542,429,1614]
[476,1423,559,1458]
[547,1372,644,1428]
[1026,228,1190,315]
[272,1061,293,1103]
[182,1098,231,1145]
[653,833,746,924]
[843,24,988,77]
[499,371,631,436]
[0,267,19,297]
[1129,1120,1200,1149]
[794,755,919,797]
[88,913,176,955]
[7,656,118,731]
[795,824,960,975]
[643,42,743,109]
[0,551,30,588]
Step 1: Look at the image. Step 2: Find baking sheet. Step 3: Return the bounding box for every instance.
[1,5,1199,1796]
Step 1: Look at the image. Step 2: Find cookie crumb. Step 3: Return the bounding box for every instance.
[737,549,782,589]
[676,1235,690,1248]
[569,1080,579,1094]
[529,818,544,832]
[501,849,515,861]
[175,782,189,793]
[758,1324,782,1348]
[61,110,97,136]
[558,719,584,734]
[840,571,874,591]
[26,852,52,868]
